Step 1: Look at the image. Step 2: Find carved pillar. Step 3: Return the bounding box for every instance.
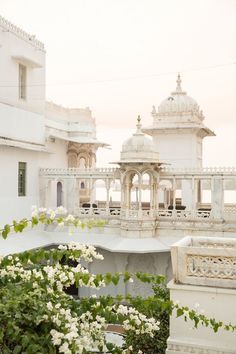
[138,175,142,217]
[173,177,176,210]
[211,177,224,219]
[154,175,159,212]
[66,178,76,214]
[77,179,80,208]
[89,178,95,204]
[191,176,196,216]
[105,179,110,212]
[150,175,153,210]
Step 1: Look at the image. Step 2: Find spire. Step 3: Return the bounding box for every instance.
[176,73,182,92]
[171,72,186,95]
[136,115,142,133]
[151,105,157,116]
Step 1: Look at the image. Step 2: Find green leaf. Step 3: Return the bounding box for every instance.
[13,345,22,354]
[2,224,10,239]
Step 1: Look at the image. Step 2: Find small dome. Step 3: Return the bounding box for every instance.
[158,74,199,114]
[120,116,159,163]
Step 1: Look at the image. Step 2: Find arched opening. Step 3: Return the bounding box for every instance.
[130,173,140,208]
[159,180,172,209]
[81,181,85,189]
[94,179,106,207]
[78,157,86,169]
[140,173,151,210]
[68,153,77,168]
[57,181,63,207]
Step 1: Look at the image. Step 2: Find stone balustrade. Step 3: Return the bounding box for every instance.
[73,208,216,221]
[171,236,236,288]
[40,167,119,178]
[74,207,121,219]
[167,236,236,354]
[161,166,236,175]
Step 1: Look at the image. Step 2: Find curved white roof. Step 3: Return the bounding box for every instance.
[119,117,159,163]
[158,74,200,114]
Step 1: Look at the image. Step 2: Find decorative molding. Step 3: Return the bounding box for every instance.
[0,15,45,51]
[167,342,235,354]
[187,255,236,280]
[161,166,236,176]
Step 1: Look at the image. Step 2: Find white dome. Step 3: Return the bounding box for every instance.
[120,117,159,163]
[158,74,199,114]
[158,94,199,114]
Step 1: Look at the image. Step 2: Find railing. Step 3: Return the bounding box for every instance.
[171,236,236,287]
[0,15,45,51]
[73,208,213,220]
[224,205,236,213]
[40,167,119,177]
[157,209,211,219]
[161,166,236,175]
[74,207,121,219]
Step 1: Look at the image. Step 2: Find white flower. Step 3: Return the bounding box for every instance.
[59,342,71,354]
[31,210,38,218]
[58,245,67,250]
[50,211,56,220]
[128,278,134,283]
[47,302,53,311]
[66,214,75,222]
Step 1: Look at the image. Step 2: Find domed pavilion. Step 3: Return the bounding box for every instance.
[143,73,215,169]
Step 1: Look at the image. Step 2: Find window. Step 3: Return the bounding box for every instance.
[19,64,27,99]
[18,162,26,196]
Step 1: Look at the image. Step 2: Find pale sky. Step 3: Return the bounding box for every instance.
[1,0,236,166]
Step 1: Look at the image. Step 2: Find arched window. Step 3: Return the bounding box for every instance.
[57,181,63,207]
[81,182,85,189]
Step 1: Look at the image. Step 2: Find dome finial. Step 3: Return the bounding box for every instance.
[136,115,142,133]
[176,72,182,92]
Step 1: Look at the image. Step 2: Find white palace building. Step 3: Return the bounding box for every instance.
[1,15,236,354]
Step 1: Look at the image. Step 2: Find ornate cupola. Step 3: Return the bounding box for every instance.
[143,74,215,169]
[113,117,165,238]
[120,116,159,163]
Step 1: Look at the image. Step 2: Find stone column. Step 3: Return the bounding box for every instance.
[211,177,224,219]
[105,179,110,212]
[66,178,76,214]
[138,180,142,218]
[154,182,158,212]
[172,177,176,210]
[191,176,196,217]
[181,179,193,211]
[77,179,80,209]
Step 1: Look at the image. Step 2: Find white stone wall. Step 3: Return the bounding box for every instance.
[0,138,68,226]
[0,146,41,225]
[153,132,202,168]
[0,19,45,114]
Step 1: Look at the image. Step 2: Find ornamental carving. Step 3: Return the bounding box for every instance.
[187,255,236,280]
[167,343,229,354]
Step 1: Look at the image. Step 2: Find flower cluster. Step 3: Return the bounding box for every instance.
[0,243,161,353]
[112,304,160,337]
[48,302,107,354]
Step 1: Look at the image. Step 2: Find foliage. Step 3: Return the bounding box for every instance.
[1,206,106,240]
[0,244,161,354]
[125,282,170,354]
[0,210,236,354]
